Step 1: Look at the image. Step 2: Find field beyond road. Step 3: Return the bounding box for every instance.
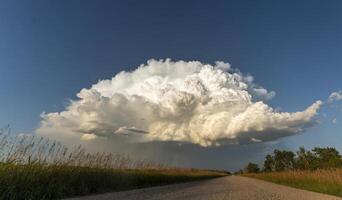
[243,169,342,197]
[0,164,225,200]
[66,176,342,200]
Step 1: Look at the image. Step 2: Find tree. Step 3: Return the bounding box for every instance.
[234,169,244,175]
[257,147,342,173]
[273,150,295,171]
[263,154,274,172]
[295,147,317,170]
[244,162,260,173]
[312,147,342,169]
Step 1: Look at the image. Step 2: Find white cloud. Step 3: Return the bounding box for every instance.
[37,59,322,147]
[332,118,337,124]
[81,133,98,141]
[329,91,342,102]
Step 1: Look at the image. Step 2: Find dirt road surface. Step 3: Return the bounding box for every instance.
[66,176,342,200]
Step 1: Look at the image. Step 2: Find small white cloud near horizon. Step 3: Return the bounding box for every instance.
[332,118,338,124]
[81,133,98,141]
[37,59,322,147]
[329,91,342,102]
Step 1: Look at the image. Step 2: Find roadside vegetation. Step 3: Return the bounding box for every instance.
[0,131,227,200]
[239,147,342,197]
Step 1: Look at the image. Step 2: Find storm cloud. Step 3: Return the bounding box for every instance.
[37,59,321,147]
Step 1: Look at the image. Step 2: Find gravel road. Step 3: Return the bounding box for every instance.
[66,176,342,200]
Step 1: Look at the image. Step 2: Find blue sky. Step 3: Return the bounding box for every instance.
[0,0,341,167]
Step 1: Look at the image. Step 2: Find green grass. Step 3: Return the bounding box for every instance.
[0,163,226,200]
[243,169,342,197]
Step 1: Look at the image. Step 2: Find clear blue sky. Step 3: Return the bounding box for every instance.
[0,0,341,153]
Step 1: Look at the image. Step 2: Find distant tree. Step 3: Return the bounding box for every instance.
[273,150,295,171]
[263,154,274,172]
[244,162,260,173]
[256,146,342,174]
[312,147,342,169]
[234,169,244,175]
[295,147,317,170]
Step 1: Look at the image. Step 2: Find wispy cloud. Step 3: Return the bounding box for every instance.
[329,91,342,102]
[332,118,338,124]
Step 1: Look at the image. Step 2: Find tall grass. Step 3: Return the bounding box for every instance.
[0,134,226,199]
[0,134,165,169]
[243,169,342,197]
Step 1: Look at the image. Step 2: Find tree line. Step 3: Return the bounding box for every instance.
[241,147,342,173]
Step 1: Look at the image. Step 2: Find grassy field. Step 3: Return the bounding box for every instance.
[243,169,342,197]
[0,163,225,199]
[0,134,227,199]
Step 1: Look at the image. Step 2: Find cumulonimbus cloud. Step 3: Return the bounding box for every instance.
[37,59,322,147]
